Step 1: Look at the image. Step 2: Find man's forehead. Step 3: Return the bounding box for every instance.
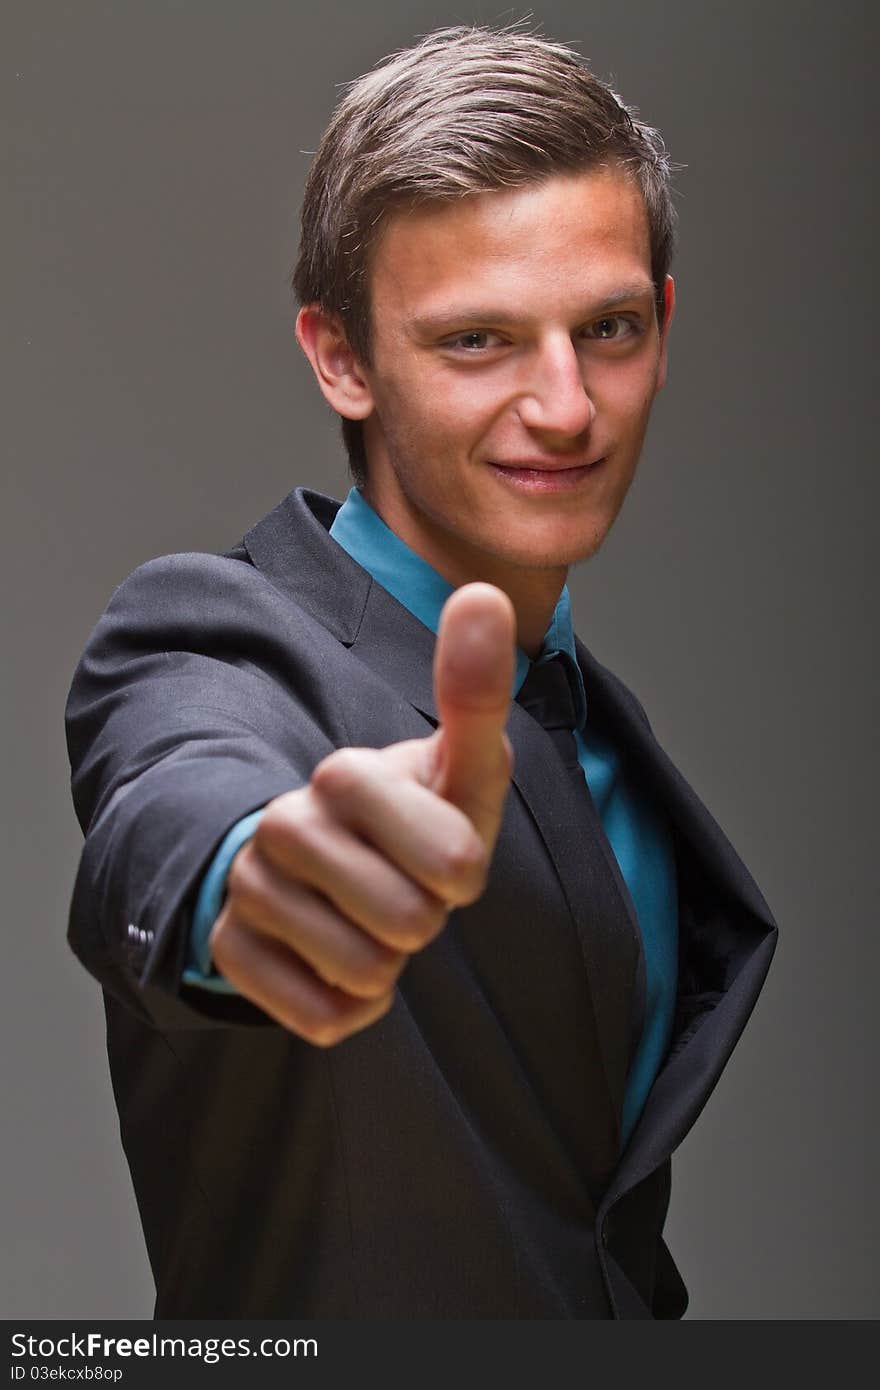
[376,169,647,255]
[367,170,654,319]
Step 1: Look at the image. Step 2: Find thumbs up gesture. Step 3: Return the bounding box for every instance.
[209,583,516,1044]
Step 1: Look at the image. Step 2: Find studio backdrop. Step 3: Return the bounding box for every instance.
[2,0,876,1318]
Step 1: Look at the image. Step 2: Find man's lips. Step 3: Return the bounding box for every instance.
[489,457,605,472]
[485,456,607,492]
[483,455,606,494]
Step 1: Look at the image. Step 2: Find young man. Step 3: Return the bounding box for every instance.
[65,27,777,1319]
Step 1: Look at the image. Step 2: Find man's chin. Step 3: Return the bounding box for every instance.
[481,542,608,576]
[494,525,613,572]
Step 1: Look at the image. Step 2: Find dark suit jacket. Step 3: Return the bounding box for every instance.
[65,486,778,1319]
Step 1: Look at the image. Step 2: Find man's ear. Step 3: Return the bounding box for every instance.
[655,275,675,392]
[295,305,375,420]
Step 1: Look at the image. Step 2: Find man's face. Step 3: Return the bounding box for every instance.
[356,168,674,585]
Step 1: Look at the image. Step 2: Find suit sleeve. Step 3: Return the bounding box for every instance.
[64,550,344,1031]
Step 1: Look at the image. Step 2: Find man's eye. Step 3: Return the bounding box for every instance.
[586,315,640,340]
[444,330,500,351]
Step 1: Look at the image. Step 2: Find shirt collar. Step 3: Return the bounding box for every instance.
[329,486,587,728]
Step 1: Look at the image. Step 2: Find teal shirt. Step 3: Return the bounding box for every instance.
[185,487,678,1146]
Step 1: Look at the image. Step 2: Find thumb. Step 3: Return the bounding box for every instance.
[429,582,516,846]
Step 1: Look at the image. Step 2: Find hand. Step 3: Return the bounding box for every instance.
[208,582,515,1045]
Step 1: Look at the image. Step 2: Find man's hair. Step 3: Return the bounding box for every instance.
[292,25,677,485]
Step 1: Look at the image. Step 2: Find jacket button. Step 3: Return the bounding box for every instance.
[601,1225,608,1247]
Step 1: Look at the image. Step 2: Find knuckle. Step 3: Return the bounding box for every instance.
[292,989,396,1048]
[439,832,489,901]
[257,790,327,863]
[393,891,448,951]
[311,746,372,800]
[372,991,396,1027]
[300,1014,348,1048]
[225,842,259,901]
[258,787,306,838]
[341,947,405,1000]
[296,999,372,1049]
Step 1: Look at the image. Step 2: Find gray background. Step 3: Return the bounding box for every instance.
[3,0,876,1319]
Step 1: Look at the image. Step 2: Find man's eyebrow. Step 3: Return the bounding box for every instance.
[408,282,657,334]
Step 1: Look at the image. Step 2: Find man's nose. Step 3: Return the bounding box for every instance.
[516,336,596,441]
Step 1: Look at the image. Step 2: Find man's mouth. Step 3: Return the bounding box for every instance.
[487,457,606,489]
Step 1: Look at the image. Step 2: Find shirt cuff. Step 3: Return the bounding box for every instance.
[181,808,266,994]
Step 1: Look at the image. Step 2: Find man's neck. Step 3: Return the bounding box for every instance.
[360,483,566,659]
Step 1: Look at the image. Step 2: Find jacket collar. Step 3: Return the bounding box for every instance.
[329,484,586,723]
[242,486,370,646]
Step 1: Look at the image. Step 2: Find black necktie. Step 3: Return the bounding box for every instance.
[518,652,647,1085]
[516,653,586,781]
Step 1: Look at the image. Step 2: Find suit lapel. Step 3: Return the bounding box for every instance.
[574,636,780,1206]
[575,637,775,925]
[242,486,370,646]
